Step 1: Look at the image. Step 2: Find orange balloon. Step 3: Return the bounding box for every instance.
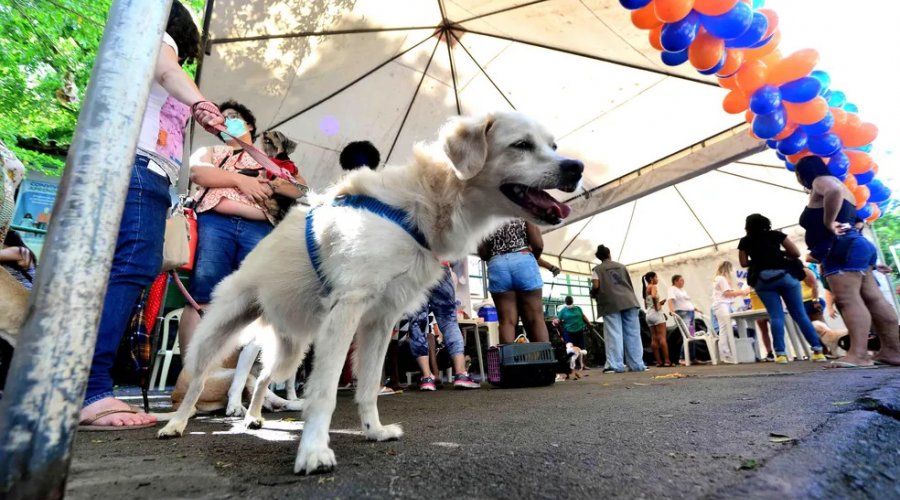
[831,108,848,127]
[842,122,878,149]
[632,3,662,30]
[689,30,725,71]
[766,49,820,86]
[866,205,881,223]
[854,186,870,209]
[845,113,862,130]
[774,122,797,141]
[759,9,779,38]
[783,97,828,125]
[744,109,755,125]
[693,0,738,16]
[649,25,663,51]
[869,163,879,176]
[717,49,744,77]
[654,0,694,23]
[723,89,749,114]
[787,150,812,164]
[844,175,858,192]
[718,75,739,90]
[735,59,768,96]
[846,150,874,175]
[744,30,781,60]
[759,49,783,68]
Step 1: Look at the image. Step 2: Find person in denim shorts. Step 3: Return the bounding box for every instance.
[478,219,549,344]
[796,156,900,368]
[409,263,480,390]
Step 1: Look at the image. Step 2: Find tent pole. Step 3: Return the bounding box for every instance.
[0,1,172,498]
[449,30,516,110]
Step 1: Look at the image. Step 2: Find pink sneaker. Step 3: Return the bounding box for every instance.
[419,376,436,391]
[453,373,480,389]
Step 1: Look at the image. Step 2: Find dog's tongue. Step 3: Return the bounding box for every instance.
[526,188,571,219]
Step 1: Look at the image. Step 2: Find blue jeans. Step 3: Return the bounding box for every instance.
[754,270,823,356]
[409,268,464,359]
[487,251,543,293]
[189,212,272,303]
[602,307,646,372]
[85,156,170,405]
[563,329,586,349]
[822,230,877,276]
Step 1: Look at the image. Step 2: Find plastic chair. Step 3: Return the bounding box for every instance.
[149,308,183,390]
[673,313,718,366]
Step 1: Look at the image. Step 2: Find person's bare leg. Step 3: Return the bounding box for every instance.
[451,354,467,375]
[650,326,662,366]
[427,333,439,380]
[519,289,549,342]
[415,356,433,380]
[491,291,518,344]
[756,320,773,356]
[178,305,205,354]
[656,324,671,366]
[860,271,900,365]
[826,273,873,366]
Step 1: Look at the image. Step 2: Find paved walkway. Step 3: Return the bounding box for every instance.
[67,362,900,499]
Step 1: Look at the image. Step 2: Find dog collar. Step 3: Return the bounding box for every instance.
[306,194,432,295]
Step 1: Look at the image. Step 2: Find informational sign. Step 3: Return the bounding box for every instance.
[11,179,58,258]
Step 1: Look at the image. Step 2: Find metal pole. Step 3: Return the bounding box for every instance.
[0,1,173,498]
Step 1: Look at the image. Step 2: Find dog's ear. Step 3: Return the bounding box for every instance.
[442,114,495,180]
[281,134,298,156]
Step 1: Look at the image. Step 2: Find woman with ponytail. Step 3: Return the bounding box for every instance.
[643,271,671,367]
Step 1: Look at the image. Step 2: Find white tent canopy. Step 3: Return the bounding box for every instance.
[193,0,894,267]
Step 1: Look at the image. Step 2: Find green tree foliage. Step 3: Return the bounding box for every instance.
[0,0,205,175]
[873,201,900,271]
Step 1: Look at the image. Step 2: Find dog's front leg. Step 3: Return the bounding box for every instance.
[243,362,273,429]
[353,316,402,442]
[226,342,261,417]
[294,300,366,475]
[285,370,299,401]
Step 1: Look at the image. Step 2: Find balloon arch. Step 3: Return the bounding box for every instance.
[619,0,891,222]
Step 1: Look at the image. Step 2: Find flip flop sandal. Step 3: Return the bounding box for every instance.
[823,361,882,370]
[78,408,157,431]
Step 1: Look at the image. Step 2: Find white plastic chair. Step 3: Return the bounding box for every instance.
[149,308,183,390]
[673,313,719,366]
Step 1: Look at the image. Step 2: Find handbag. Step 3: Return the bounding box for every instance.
[785,257,807,281]
[161,205,195,272]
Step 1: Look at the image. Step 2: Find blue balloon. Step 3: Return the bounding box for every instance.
[777,129,807,155]
[753,0,765,7]
[661,12,701,52]
[776,152,786,161]
[811,70,831,94]
[619,0,652,9]
[850,144,874,153]
[828,91,847,107]
[855,169,876,185]
[700,3,753,40]
[766,139,778,149]
[827,151,850,178]
[807,133,843,157]
[698,54,726,75]
[877,200,891,214]
[844,102,859,113]
[868,180,892,204]
[801,113,835,136]
[749,31,774,48]
[752,108,787,139]
[780,77,822,103]
[857,204,874,220]
[750,85,782,115]
[725,12,768,48]
[784,161,796,172]
[661,48,689,66]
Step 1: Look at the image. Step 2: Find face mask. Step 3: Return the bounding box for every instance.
[220,117,248,141]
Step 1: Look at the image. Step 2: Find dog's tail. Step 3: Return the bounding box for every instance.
[183,273,260,377]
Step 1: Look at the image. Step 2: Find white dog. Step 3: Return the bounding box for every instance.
[158,112,583,475]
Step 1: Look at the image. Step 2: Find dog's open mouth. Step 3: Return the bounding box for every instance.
[500,184,572,224]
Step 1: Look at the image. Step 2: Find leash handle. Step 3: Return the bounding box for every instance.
[214,125,294,182]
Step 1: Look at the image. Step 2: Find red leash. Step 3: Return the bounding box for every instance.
[169,270,204,317]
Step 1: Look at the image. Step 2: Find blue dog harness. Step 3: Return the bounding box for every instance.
[305,194,431,295]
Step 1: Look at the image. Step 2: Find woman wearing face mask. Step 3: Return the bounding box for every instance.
[176,100,304,356]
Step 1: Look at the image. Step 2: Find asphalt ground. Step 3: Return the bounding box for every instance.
[66,362,900,499]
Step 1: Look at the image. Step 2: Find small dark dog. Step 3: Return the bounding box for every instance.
[260,130,297,160]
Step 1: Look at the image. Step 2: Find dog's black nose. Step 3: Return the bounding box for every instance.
[560,159,584,176]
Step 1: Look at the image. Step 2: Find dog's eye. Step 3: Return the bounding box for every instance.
[551,143,558,151]
[511,140,534,151]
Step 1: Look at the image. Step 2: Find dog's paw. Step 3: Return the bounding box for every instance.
[281,398,305,412]
[225,402,246,418]
[294,445,337,475]
[157,421,186,439]
[364,423,404,442]
[244,415,265,430]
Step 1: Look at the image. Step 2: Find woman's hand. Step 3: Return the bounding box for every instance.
[236,175,274,203]
[830,221,849,236]
[0,246,32,268]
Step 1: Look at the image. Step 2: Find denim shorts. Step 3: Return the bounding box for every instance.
[822,231,877,277]
[487,250,543,293]
[189,211,272,303]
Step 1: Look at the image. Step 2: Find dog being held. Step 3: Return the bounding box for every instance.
[158,111,584,475]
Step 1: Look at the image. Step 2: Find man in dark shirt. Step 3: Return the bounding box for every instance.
[591,245,646,373]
